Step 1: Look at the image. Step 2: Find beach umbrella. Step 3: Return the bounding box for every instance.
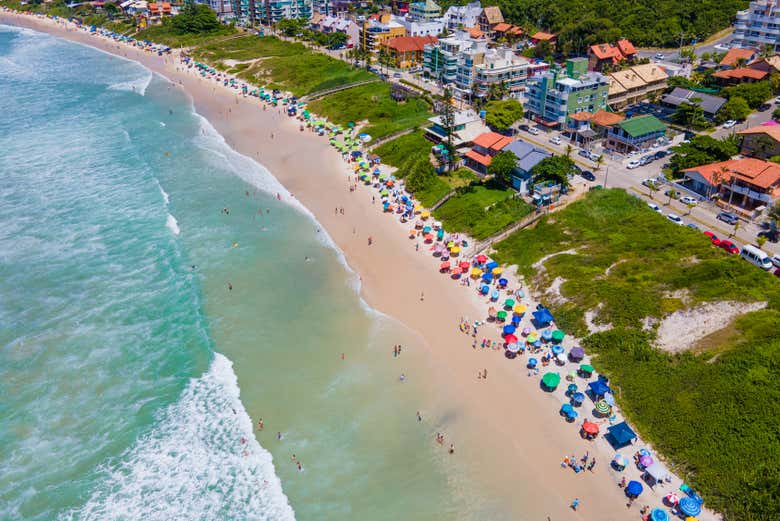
[490,289,500,301]
[639,455,654,467]
[451,267,462,276]
[552,330,565,342]
[437,229,444,240]
[504,298,515,308]
[423,226,432,234]
[486,261,499,271]
[560,403,573,415]
[380,189,389,197]
[571,392,585,405]
[424,234,434,242]
[504,333,518,344]
[527,332,539,343]
[528,357,538,368]
[542,372,561,389]
[511,315,521,326]
[421,211,431,219]
[566,408,578,419]
[503,325,516,335]
[580,364,595,375]
[567,383,578,394]
[522,327,531,336]
[498,277,508,287]
[513,304,527,315]
[595,400,612,415]
[604,391,616,407]
[496,310,508,321]
[650,509,669,521]
[450,246,461,255]
[541,329,553,341]
[613,454,629,468]
[470,267,483,277]
[569,347,585,361]
[581,420,599,435]
[476,254,488,264]
[481,285,490,295]
[481,273,493,283]
[446,240,454,247]
[552,344,564,355]
[488,306,497,318]
[492,267,503,275]
[665,492,679,505]
[440,261,451,270]
[506,342,520,353]
[678,498,701,517]
[626,480,643,497]
[458,261,470,271]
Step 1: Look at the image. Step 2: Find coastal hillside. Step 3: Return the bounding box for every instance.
[441,0,747,48]
[493,189,780,520]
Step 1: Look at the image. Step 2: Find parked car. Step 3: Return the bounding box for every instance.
[627,159,641,169]
[580,170,596,181]
[771,255,780,268]
[665,189,681,199]
[667,213,684,225]
[704,231,721,246]
[578,150,590,158]
[519,124,530,132]
[393,72,402,78]
[528,127,540,135]
[740,244,773,269]
[759,103,772,112]
[719,240,739,254]
[642,178,657,188]
[723,120,737,129]
[716,212,739,225]
[686,223,700,230]
[654,52,665,60]
[679,196,698,205]
[654,150,668,159]
[639,155,654,166]
[648,203,662,213]
[549,135,561,145]
[775,96,780,104]
[714,43,731,51]
[588,151,602,161]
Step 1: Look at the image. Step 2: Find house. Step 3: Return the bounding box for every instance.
[360,13,406,52]
[660,87,727,119]
[682,158,780,212]
[530,31,556,46]
[443,1,482,31]
[719,47,759,69]
[607,63,668,109]
[616,39,637,60]
[146,2,172,22]
[311,15,361,47]
[738,125,780,159]
[588,43,624,71]
[425,109,488,148]
[590,109,625,138]
[409,0,441,21]
[477,6,503,38]
[492,22,523,43]
[464,131,513,174]
[749,54,780,74]
[525,58,609,129]
[711,67,768,86]
[605,114,666,153]
[503,139,553,192]
[382,35,437,68]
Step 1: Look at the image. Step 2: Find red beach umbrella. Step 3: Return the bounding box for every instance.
[582,421,599,435]
[458,261,470,271]
[476,254,488,264]
[440,261,451,270]
[504,333,518,344]
[450,267,461,275]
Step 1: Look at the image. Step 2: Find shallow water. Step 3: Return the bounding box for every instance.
[0,25,481,520]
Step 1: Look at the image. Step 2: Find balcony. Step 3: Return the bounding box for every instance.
[727,183,774,203]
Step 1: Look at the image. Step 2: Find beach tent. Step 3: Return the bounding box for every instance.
[588,380,610,397]
[607,422,637,448]
[542,372,561,390]
[678,497,701,517]
[626,480,644,497]
[532,307,554,326]
[650,508,669,521]
[645,462,669,484]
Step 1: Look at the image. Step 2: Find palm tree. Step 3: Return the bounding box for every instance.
[595,155,604,171]
[565,144,573,159]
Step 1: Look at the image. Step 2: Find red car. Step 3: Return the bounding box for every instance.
[703,231,721,246]
[719,240,739,254]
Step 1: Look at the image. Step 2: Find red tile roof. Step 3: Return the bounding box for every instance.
[738,124,780,142]
[591,109,625,127]
[493,23,523,35]
[712,67,768,81]
[467,26,484,39]
[720,48,757,67]
[493,22,510,32]
[590,43,624,63]
[616,39,636,56]
[384,35,438,53]
[684,158,780,191]
[472,131,512,151]
[465,150,492,167]
[569,111,593,122]
[532,31,556,42]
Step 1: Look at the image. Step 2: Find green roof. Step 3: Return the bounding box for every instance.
[617,115,666,138]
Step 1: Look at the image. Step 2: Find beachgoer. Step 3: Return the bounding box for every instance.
[570,498,579,511]
[277,431,283,441]
[291,454,296,461]
[399,374,406,382]
[448,444,454,454]
[257,418,264,431]
[420,291,424,302]
[416,411,422,422]
[619,476,627,488]
[341,353,345,360]
[228,282,233,291]
[297,461,302,472]
[588,458,596,471]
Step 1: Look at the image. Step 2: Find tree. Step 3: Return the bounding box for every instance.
[488,150,519,186]
[531,155,574,188]
[773,107,780,121]
[170,4,221,34]
[756,235,768,248]
[673,100,709,131]
[716,96,750,124]
[438,87,457,173]
[669,135,739,174]
[595,155,604,171]
[533,40,553,60]
[685,201,696,215]
[484,99,523,132]
[565,144,573,158]
[723,80,773,109]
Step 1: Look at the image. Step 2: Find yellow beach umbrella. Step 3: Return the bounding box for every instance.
[470,267,482,277]
[414,204,422,211]
[421,211,431,219]
[513,304,527,315]
[451,246,461,255]
[492,267,503,275]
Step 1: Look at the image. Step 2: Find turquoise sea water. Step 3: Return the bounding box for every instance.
[0,25,489,520]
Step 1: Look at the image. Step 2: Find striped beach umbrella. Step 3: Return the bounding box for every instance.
[595,400,612,415]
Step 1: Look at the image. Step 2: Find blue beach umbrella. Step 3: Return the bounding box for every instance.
[567,383,578,394]
[552,344,564,355]
[626,481,644,497]
[542,329,553,341]
[650,509,669,521]
[527,358,537,368]
[486,261,499,271]
[511,315,521,326]
[503,325,516,335]
[482,273,493,283]
[490,289,500,301]
[560,403,573,415]
[571,392,585,405]
[480,285,490,295]
[678,497,701,517]
[498,277,508,287]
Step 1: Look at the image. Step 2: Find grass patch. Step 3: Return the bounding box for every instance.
[442,168,478,189]
[433,182,533,240]
[373,130,431,168]
[136,24,236,48]
[308,82,431,139]
[492,188,780,519]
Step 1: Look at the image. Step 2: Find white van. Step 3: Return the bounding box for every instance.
[740,244,774,270]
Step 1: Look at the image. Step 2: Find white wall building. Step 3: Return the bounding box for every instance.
[442,1,481,31]
[399,17,444,37]
[733,0,780,52]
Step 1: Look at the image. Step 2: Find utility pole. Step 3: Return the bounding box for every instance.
[604,165,609,188]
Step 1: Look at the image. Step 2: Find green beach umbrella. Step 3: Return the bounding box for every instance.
[496,310,508,320]
[580,364,594,374]
[542,372,561,389]
[504,298,515,308]
[552,330,565,342]
[595,400,611,415]
[380,189,389,196]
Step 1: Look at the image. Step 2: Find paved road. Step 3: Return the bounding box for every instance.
[635,31,734,63]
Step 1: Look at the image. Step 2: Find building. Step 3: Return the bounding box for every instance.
[409,0,441,21]
[491,22,523,44]
[473,49,537,96]
[616,39,637,60]
[360,13,406,52]
[590,109,625,138]
[382,35,437,68]
[425,109,488,147]
[147,2,172,22]
[719,47,759,68]
[398,17,444,37]
[442,1,481,31]
[530,31,556,46]
[749,54,780,73]
[200,0,233,18]
[463,131,513,173]
[503,139,552,192]
[682,158,780,211]
[607,63,669,109]
[605,114,666,153]
[587,38,638,71]
[732,1,780,53]
[661,87,727,119]
[525,58,609,129]
[231,0,312,24]
[311,14,360,47]
[712,67,769,85]
[477,5,503,38]
[738,125,780,158]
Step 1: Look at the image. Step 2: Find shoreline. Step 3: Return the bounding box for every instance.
[1,13,717,520]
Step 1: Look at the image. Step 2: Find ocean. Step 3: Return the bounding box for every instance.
[0,25,474,520]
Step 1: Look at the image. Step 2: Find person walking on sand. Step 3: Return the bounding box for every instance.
[570,498,579,511]
[416,411,422,422]
[420,291,424,302]
[448,443,455,454]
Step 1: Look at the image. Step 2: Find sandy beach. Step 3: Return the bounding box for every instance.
[1,12,718,521]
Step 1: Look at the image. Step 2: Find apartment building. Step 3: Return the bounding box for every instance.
[360,13,406,52]
[607,63,669,110]
[408,0,441,21]
[442,1,481,31]
[232,0,311,24]
[733,0,780,52]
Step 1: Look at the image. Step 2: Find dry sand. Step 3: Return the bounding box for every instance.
[1,12,720,520]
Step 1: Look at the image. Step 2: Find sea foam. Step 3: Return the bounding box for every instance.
[62,354,296,521]
[107,70,153,96]
[166,213,180,235]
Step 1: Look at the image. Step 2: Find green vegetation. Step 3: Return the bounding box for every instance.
[373,130,431,168]
[672,100,711,131]
[722,80,773,109]
[401,155,451,207]
[192,36,374,96]
[669,135,738,175]
[715,96,750,124]
[275,17,348,49]
[493,189,780,520]
[309,82,431,139]
[531,155,574,187]
[433,182,533,240]
[487,150,519,186]
[484,99,524,132]
[136,5,236,47]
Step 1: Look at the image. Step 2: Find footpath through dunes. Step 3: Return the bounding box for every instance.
[493,188,780,521]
